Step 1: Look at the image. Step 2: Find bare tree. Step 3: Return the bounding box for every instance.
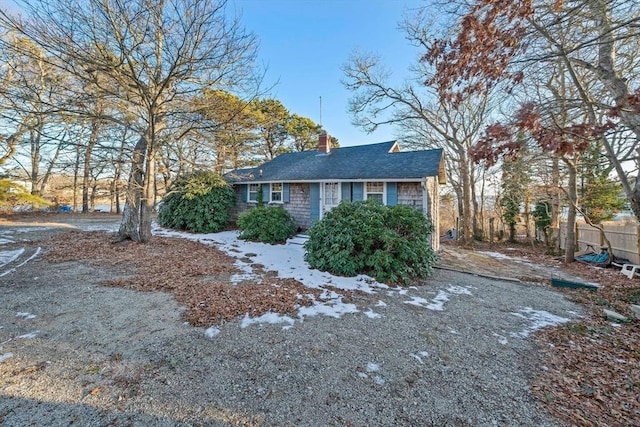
[342,42,495,243]
[0,0,259,242]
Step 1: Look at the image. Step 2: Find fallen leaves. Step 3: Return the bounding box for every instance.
[452,240,640,426]
[42,231,322,327]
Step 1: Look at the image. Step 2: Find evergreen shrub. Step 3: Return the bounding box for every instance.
[304,199,437,285]
[237,206,297,244]
[158,171,235,233]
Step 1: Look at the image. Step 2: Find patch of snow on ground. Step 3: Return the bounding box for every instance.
[204,327,220,338]
[480,251,515,260]
[366,362,380,372]
[297,300,359,319]
[510,307,570,338]
[364,309,381,319]
[405,286,472,311]
[0,247,42,278]
[426,290,450,311]
[17,331,39,339]
[375,300,387,308]
[0,249,25,267]
[0,237,14,245]
[410,352,429,364]
[404,296,430,308]
[10,227,55,234]
[446,285,473,295]
[493,332,508,345]
[240,312,295,329]
[16,312,36,320]
[364,363,384,385]
[0,353,13,363]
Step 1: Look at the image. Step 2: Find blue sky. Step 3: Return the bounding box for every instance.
[231,0,426,147]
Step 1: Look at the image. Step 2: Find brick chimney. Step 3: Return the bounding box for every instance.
[318,131,331,153]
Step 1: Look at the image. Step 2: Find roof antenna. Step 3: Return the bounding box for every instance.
[319,95,322,126]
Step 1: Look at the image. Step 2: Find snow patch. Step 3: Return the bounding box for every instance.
[375,300,387,308]
[204,327,220,338]
[16,312,36,320]
[0,248,25,267]
[240,312,295,329]
[366,362,380,372]
[364,309,382,319]
[425,290,450,311]
[404,286,472,311]
[410,351,429,364]
[479,251,515,260]
[17,331,39,339]
[0,247,42,278]
[0,353,13,363]
[510,307,570,338]
[493,332,508,345]
[404,296,430,308]
[446,285,473,295]
[297,301,358,319]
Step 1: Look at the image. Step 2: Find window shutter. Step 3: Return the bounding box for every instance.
[262,183,269,202]
[387,182,397,206]
[341,182,351,202]
[352,182,364,201]
[283,183,290,203]
[310,183,320,222]
[242,184,248,202]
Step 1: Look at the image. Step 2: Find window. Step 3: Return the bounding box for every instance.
[324,182,340,206]
[365,182,384,204]
[248,183,260,203]
[270,182,283,202]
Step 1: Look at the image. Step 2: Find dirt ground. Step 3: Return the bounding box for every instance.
[0,213,638,426]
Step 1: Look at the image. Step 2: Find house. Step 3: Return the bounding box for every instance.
[225,133,446,250]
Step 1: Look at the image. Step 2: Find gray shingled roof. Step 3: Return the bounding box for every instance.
[226,141,444,183]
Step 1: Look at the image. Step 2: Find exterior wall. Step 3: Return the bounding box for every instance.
[283,183,311,229]
[397,181,439,251]
[229,185,250,223]
[397,182,423,209]
[230,183,311,230]
[425,176,440,251]
[231,180,441,249]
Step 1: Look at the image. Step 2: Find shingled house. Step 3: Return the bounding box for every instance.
[225,133,446,249]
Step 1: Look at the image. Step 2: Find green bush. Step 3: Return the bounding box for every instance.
[304,200,437,285]
[237,206,297,244]
[158,171,235,233]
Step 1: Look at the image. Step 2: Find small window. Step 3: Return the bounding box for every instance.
[366,182,384,204]
[271,182,283,202]
[248,183,260,203]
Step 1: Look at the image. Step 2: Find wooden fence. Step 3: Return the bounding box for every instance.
[558,220,640,264]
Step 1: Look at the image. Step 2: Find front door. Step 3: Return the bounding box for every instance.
[321,182,341,217]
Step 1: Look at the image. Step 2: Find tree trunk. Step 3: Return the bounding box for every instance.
[116,135,146,242]
[551,156,561,251]
[459,153,473,244]
[82,120,100,213]
[564,159,578,263]
[140,146,155,242]
[30,127,41,196]
[73,145,81,212]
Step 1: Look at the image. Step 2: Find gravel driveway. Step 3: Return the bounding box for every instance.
[0,216,582,426]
